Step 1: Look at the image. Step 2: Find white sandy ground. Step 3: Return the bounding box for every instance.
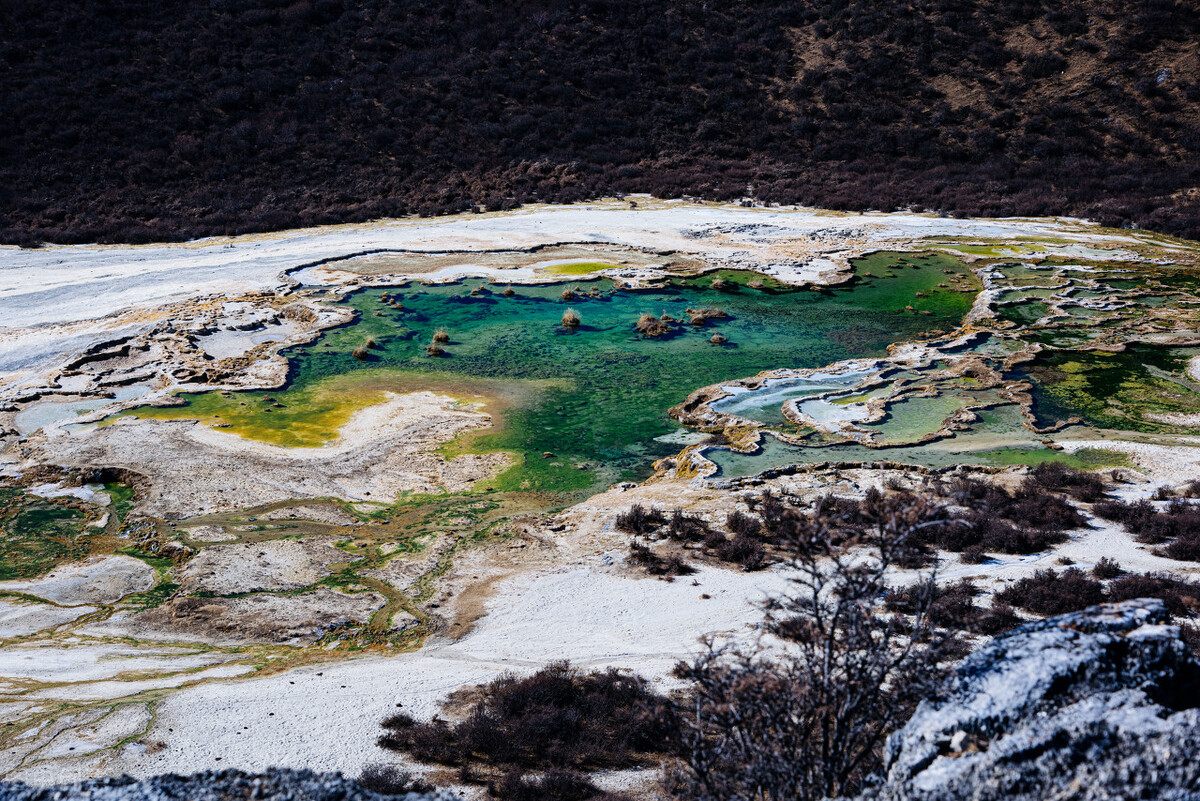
[0,556,155,606]
[0,643,237,684]
[1,561,794,784]
[175,539,353,595]
[0,601,98,639]
[6,450,1200,785]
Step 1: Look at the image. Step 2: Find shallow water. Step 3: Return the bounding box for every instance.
[859,392,973,444]
[710,405,1054,475]
[17,386,151,436]
[708,369,876,426]
[195,322,301,360]
[1016,345,1200,434]
[122,253,979,499]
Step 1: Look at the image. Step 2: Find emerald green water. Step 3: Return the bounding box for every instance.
[123,253,978,501]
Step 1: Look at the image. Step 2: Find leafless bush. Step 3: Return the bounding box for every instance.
[356,764,434,795]
[489,768,620,801]
[994,568,1105,615]
[707,533,766,571]
[379,662,675,777]
[1182,622,1200,657]
[1160,530,1200,562]
[1024,461,1107,502]
[1107,572,1200,616]
[961,543,988,564]
[614,504,665,535]
[665,509,710,543]
[628,541,696,579]
[886,579,1018,636]
[1092,556,1123,579]
[667,494,955,801]
[1094,497,1200,559]
[724,510,761,538]
[935,476,1082,556]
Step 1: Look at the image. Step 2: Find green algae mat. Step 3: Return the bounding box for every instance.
[120,252,979,500]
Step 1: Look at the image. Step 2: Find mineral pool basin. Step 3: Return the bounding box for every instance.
[119,253,980,501]
[707,404,1130,477]
[708,369,877,427]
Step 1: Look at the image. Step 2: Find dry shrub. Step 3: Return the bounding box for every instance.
[725,510,761,538]
[708,534,766,571]
[356,764,434,796]
[960,543,988,564]
[669,490,957,801]
[490,769,619,801]
[628,541,695,579]
[1092,556,1123,579]
[1182,622,1200,657]
[614,504,665,535]
[1107,572,1200,616]
[886,579,1019,636]
[1094,497,1200,560]
[994,568,1105,616]
[934,476,1083,556]
[1024,461,1106,502]
[635,313,671,338]
[378,662,675,775]
[665,509,710,543]
[1160,530,1200,562]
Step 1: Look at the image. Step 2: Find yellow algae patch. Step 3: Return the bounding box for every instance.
[540,261,623,275]
[112,371,564,449]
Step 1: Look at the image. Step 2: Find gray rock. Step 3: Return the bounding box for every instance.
[0,768,455,801]
[875,599,1200,801]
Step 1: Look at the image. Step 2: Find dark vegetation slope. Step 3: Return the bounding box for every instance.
[2,0,1199,244]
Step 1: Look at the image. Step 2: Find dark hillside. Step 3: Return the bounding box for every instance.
[2,0,1199,244]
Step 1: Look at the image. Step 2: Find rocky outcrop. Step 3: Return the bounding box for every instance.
[0,769,450,801]
[875,599,1200,801]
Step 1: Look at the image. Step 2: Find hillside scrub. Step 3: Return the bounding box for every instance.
[4,0,1200,244]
